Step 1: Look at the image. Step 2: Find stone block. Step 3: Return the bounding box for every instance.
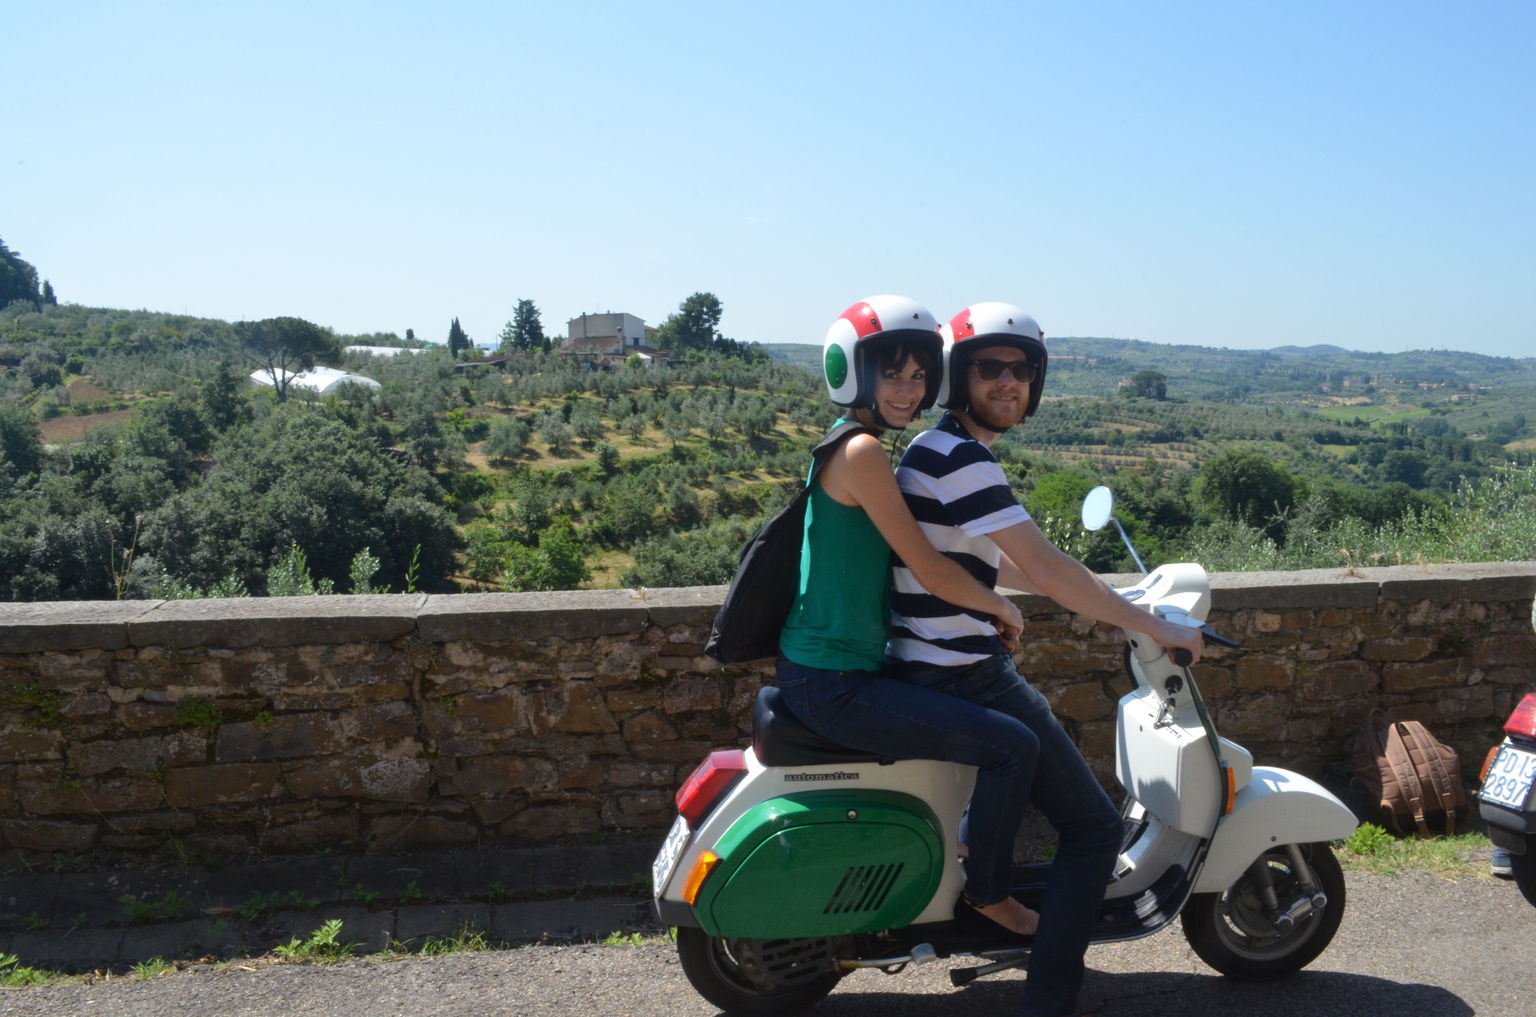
[526,685,619,736]
[367,814,479,852]
[1473,634,1536,668]
[621,711,678,743]
[1234,654,1295,691]
[1301,660,1377,700]
[1362,636,1439,662]
[361,757,432,803]
[259,813,362,854]
[1049,682,1114,722]
[0,601,154,653]
[498,803,601,841]
[70,735,164,777]
[126,594,424,649]
[418,590,648,643]
[1,817,97,852]
[447,754,559,798]
[600,790,671,829]
[1382,658,1466,694]
[1211,570,1377,611]
[0,730,63,763]
[164,763,282,807]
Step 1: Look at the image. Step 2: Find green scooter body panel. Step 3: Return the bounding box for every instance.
[696,789,944,938]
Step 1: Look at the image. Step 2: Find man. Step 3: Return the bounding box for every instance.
[888,302,1203,1017]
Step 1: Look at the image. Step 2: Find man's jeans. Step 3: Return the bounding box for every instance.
[777,653,1121,1017]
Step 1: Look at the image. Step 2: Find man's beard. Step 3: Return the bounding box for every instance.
[966,398,1024,434]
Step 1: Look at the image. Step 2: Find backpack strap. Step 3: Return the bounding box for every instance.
[1396,722,1461,835]
[806,421,877,484]
[1382,722,1432,837]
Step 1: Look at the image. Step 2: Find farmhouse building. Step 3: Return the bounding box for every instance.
[559,311,667,370]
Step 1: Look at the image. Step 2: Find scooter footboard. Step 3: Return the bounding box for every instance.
[1194,766,1357,893]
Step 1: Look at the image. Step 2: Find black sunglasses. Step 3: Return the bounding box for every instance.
[969,358,1037,383]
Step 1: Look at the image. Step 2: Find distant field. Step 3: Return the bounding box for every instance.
[1313,402,1431,425]
[39,407,135,443]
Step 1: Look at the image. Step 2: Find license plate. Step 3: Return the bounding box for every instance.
[1482,745,1536,810]
[651,814,691,897]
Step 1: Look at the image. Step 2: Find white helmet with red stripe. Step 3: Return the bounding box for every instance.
[937,301,1048,416]
[822,295,942,410]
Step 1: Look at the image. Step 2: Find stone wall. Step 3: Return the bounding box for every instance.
[2,563,1534,868]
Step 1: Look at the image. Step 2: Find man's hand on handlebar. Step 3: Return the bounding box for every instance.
[1153,618,1204,667]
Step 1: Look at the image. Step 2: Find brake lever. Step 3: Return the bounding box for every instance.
[1200,624,1242,649]
[1169,625,1241,668]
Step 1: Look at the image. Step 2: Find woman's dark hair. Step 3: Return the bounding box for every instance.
[873,337,939,377]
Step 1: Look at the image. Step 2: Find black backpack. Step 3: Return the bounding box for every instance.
[704,420,874,663]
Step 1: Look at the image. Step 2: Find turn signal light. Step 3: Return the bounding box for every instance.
[1221,763,1237,816]
[675,749,747,825]
[682,851,720,905]
[1480,745,1501,783]
[1504,694,1536,740]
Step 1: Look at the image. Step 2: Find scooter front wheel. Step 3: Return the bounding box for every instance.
[1180,841,1346,981]
[675,927,844,1015]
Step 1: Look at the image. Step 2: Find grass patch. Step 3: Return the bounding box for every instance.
[130,957,175,979]
[600,931,648,946]
[0,953,54,987]
[1335,823,1492,876]
[273,919,357,963]
[414,925,496,956]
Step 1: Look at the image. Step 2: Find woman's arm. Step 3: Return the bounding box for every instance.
[820,434,1024,643]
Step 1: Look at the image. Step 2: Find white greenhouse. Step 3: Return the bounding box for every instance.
[248,366,382,396]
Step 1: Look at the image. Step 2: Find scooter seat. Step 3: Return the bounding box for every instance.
[753,687,894,767]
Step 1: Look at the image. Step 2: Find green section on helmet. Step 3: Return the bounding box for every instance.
[824,344,849,390]
[695,789,944,938]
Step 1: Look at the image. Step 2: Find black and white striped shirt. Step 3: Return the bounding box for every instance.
[889,414,1031,667]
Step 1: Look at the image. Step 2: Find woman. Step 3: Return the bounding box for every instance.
[775,295,1041,937]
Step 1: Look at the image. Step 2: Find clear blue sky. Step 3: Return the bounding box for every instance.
[4,1,1532,357]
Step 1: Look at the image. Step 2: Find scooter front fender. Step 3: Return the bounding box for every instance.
[1194,766,1358,893]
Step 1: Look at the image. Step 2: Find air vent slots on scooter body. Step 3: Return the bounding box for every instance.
[824,863,904,914]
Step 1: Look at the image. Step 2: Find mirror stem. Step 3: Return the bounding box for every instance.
[1112,516,1148,576]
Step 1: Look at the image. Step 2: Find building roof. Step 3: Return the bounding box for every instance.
[344,345,426,357]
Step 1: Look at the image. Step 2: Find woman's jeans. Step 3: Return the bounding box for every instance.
[776,653,1122,1017]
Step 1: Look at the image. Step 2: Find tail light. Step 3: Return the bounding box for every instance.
[1504,694,1536,740]
[675,749,747,825]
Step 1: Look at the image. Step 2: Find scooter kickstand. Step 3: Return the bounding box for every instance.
[949,951,1029,986]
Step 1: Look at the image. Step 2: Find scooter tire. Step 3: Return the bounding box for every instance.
[1509,838,1536,909]
[675,927,843,1015]
[1180,841,1346,981]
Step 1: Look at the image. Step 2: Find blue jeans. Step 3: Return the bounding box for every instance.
[778,653,1121,1017]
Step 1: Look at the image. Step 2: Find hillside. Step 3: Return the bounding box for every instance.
[2,301,1533,599]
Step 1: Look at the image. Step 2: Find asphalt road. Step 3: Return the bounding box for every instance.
[3,870,1532,1017]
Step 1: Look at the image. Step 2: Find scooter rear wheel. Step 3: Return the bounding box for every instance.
[1180,841,1346,980]
[1509,837,1536,909]
[675,927,844,1015]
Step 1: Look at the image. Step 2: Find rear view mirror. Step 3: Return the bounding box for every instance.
[1081,486,1115,532]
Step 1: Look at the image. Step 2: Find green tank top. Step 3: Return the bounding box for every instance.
[777,463,892,673]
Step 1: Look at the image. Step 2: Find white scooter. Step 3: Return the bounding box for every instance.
[652,487,1358,1015]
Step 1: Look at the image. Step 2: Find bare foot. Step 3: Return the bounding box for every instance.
[973,896,1039,937]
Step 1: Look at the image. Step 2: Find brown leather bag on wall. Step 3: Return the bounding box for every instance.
[1351,710,1469,837]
